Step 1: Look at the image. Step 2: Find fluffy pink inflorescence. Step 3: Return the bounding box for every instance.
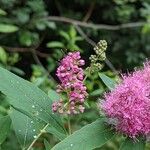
[52,52,88,115]
[101,62,150,138]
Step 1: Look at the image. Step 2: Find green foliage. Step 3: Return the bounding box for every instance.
[0,47,7,64]
[47,26,83,51]
[0,115,11,144]
[47,42,64,48]
[9,107,45,148]
[31,64,56,91]
[19,31,39,47]
[0,24,18,33]
[99,73,117,90]
[52,118,115,150]
[0,66,64,130]
[0,0,150,149]
[0,67,66,148]
[48,90,61,102]
[0,0,149,69]
[120,137,145,150]
[0,0,55,46]
[0,8,7,16]
[46,125,66,141]
[44,139,52,150]
[0,47,23,75]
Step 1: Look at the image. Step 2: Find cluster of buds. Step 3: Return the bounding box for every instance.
[88,40,107,73]
[52,52,88,115]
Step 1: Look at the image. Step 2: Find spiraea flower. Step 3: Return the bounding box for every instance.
[101,62,150,138]
[52,52,88,115]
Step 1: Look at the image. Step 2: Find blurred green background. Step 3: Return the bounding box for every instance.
[0,0,150,149]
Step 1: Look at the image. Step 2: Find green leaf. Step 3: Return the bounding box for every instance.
[19,31,39,46]
[45,21,56,30]
[142,24,150,34]
[35,21,46,30]
[69,26,76,38]
[0,115,11,144]
[74,36,83,42]
[46,125,66,141]
[47,41,64,48]
[84,101,90,108]
[99,73,116,90]
[90,89,104,96]
[48,90,60,102]
[44,139,52,150]
[59,31,70,41]
[0,47,7,64]
[9,107,45,149]
[32,77,46,86]
[120,137,145,150]
[16,9,29,24]
[52,119,115,150]
[19,31,32,46]
[10,67,25,76]
[0,67,66,141]
[0,24,19,33]
[0,8,7,15]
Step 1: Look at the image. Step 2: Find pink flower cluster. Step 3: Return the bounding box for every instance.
[52,52,88,115]
[101,62,150,138]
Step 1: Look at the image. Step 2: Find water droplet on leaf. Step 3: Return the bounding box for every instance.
[32,105,35,108]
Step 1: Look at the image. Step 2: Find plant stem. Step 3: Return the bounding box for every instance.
[83,74,88,83]
[83,67,91,83]
[67,115,71,135]
[27,123,49,150]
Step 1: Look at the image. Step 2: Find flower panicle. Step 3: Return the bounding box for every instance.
[52,52,88,115]
[101,61,150,138]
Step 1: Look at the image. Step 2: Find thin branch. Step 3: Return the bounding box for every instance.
[2,44,56,83]
[83,2,95,22]
[36,51,50,58]
[44,16,146,30]
[30,48,56,83]
[27,123,49,150]
[30,35,56,83]
[74,25,118,74]
[74,25,95,47]
[2,30,56,82]
[2,46,50,58]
